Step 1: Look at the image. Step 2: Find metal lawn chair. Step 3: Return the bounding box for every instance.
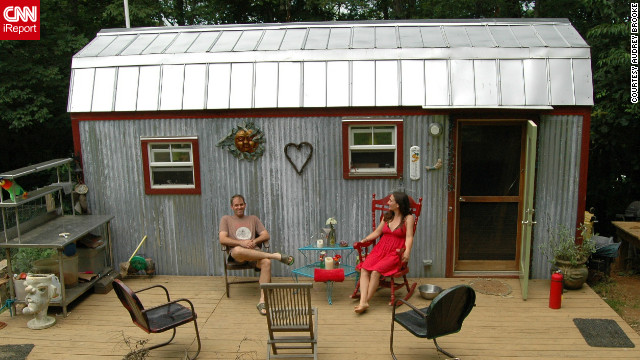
[261,283,318,359]
[112,279,201,359]
[390,284,476,359]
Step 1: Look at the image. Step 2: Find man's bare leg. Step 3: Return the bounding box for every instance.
[257,258,271,304]
[229,247,293,315]
[230,247,285,262]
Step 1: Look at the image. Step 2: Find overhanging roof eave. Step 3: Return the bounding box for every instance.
[71,47,591,69]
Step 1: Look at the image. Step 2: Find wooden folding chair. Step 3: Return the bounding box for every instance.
[261,283,318,359]
[222,240,269,297]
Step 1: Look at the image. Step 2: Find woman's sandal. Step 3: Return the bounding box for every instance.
[256,302,267,315]
[278,253,295,266]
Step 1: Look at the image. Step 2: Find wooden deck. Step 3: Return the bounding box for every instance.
[2,276,639,359]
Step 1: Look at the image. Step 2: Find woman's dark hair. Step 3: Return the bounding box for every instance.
[383,191,412,223]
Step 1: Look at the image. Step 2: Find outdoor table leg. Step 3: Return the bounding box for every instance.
[326,281,334,304]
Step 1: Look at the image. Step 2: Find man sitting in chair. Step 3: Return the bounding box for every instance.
[219,194,295,315]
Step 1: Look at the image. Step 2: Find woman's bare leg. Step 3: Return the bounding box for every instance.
[356,270,372,313]
[366,271,381,302]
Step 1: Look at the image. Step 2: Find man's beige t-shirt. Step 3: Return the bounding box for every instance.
[219,215,266,243]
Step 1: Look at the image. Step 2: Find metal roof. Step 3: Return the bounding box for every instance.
[68,19,593,112]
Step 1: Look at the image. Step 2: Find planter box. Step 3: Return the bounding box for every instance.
[33,255,79,288]
[77,243,106,274]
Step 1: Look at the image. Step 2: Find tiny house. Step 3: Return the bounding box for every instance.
[67,19,593,295]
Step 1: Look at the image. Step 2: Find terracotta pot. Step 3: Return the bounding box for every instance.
[551,259,589,290]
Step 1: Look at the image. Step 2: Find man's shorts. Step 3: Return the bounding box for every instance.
[227,253,261,272]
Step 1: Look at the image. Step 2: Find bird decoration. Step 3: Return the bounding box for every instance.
[0,177,28,202]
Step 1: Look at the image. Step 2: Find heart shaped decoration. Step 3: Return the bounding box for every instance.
[284,142,313,175]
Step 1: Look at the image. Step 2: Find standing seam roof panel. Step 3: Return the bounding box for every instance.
[69,19,593,112]
[121,34,157,55]
[187,31,220,52]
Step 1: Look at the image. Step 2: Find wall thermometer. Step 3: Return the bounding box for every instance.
[410,146,420,180]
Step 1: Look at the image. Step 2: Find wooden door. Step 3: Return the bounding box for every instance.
[454,120,528,272]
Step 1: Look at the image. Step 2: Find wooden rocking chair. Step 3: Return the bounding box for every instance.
[261,283,318,359]
[351,193,423,305]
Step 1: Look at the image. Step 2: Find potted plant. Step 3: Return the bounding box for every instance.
[8,248,56,300]
[540,224,597,290]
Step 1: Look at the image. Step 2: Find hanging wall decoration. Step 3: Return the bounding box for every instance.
[284,142,313,175]
[217,122,266,161]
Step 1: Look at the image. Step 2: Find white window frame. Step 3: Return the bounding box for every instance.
[141,136,201,195]
[342,119,403,179]
[149,143,194,188]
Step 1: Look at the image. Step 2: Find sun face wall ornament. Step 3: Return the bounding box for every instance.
[217,122,266,161]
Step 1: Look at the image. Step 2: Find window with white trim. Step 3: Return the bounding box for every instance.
[342,119,403,179]
[141,137,201,195]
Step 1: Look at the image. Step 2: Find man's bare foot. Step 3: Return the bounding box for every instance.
[354,304,369,314]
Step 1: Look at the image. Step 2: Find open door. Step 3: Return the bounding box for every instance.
[454,121,526,272]
[519,120,537,300]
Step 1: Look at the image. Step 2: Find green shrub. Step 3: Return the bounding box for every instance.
[12,248,56,274]
[540,224,597,266]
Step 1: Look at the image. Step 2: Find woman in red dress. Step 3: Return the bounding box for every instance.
[355,191,414,314]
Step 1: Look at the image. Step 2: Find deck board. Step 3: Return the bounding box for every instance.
[2,276,639,359]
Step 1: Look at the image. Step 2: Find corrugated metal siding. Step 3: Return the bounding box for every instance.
[531,115,583,279]
[82,119,209,275]
[80,115,449,277]
[404,115,449,277]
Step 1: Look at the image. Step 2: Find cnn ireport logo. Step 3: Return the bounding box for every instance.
[1,0,40,40]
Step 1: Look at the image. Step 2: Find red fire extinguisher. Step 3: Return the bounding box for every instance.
[549,271,563,309]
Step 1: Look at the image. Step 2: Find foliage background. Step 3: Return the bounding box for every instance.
[0,0,637,235]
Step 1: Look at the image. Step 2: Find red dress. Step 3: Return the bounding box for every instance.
[356,221,406,276]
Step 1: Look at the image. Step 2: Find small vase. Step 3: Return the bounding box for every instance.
[328,226,336,247]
